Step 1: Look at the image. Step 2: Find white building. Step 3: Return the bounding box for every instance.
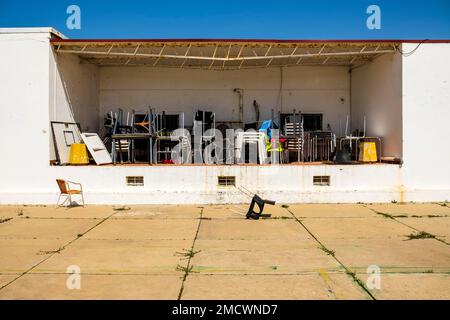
[0,27,449,205]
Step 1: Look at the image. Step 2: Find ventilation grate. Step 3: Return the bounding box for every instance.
[126,176,144,186]
[313,176,330,186]
[218,176,236,187]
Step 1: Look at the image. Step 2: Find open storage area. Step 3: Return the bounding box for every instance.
[1,28,449,204]
[49,39,402,168]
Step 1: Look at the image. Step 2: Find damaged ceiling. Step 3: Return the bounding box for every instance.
[51,39,399,70]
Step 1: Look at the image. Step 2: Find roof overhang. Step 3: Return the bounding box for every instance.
[51,39,404,70]
[0,27,67,39]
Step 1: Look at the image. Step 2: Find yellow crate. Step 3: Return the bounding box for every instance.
[69,143,89,165]
[358,141,377,162]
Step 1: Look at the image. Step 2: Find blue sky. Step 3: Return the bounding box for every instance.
[0,0,449,39]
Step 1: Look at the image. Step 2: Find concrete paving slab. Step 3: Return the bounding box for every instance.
[0,218,98,242]
[288,204,378,218]
[0,206,23,218]
[324,238,450,274]
[357,273,450,300]
[111,205,202,219]
[396,217,450,240]
[197,219,311,241]
[181,273,369,300]
[1,204,448,299]
[0,275,20,289]
[368,203,450,217]
[31,239,192,275]
[301,217,413,240]
[0,239,63,273]
[0,274,182,299]
[202,204,292,219]
[83,219,199,240]
[20,205,114,219]
[190,240,341,274]
[201,205,243,219]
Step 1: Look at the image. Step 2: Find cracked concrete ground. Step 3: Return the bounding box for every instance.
[0,203,449,300]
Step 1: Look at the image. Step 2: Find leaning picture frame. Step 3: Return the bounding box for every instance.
[50,121,82,165]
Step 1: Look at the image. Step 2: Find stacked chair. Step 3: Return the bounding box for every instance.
[283,113,304,163]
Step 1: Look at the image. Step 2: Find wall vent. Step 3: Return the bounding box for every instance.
[218,176,236,187]
[126,176,144,186]
[313,176,330,186]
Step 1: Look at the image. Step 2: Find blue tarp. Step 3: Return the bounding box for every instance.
[259,120,273,139]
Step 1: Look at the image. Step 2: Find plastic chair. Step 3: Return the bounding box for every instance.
[235,132,267,164]
[265,135,285,164]
[56,179,85,207]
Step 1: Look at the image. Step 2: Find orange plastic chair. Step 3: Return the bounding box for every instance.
[56,179,85,207]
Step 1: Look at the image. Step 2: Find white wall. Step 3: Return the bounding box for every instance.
[0,31,52,176]
[48,52,99,160]
[100,66,350,134]
[0,164,402,205]
[0,30,99,192]
[402,43,450,201]
[351,52,403,158]
[50,53,99,133]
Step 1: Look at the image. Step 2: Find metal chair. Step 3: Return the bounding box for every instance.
[56,179,85,207]
[283,114,304,162]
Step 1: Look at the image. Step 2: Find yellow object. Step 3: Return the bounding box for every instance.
[359,141,377,162]
[265,135,284,152]
[69,143,89,165]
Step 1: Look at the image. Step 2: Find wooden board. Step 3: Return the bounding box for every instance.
[81,133,112,165]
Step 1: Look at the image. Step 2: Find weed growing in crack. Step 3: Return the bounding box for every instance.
[264,216,293,220]
[113,206,131,211]
[412,214,447,218]
[375,211,395,219]
[345,269,371,293]
[37,247,63,255]
[373,210,408,219]
[345,269,356,277]
[405,231,437,241]
[319,245,335,256]
[176,264,195,273]
[176,248,201,259]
